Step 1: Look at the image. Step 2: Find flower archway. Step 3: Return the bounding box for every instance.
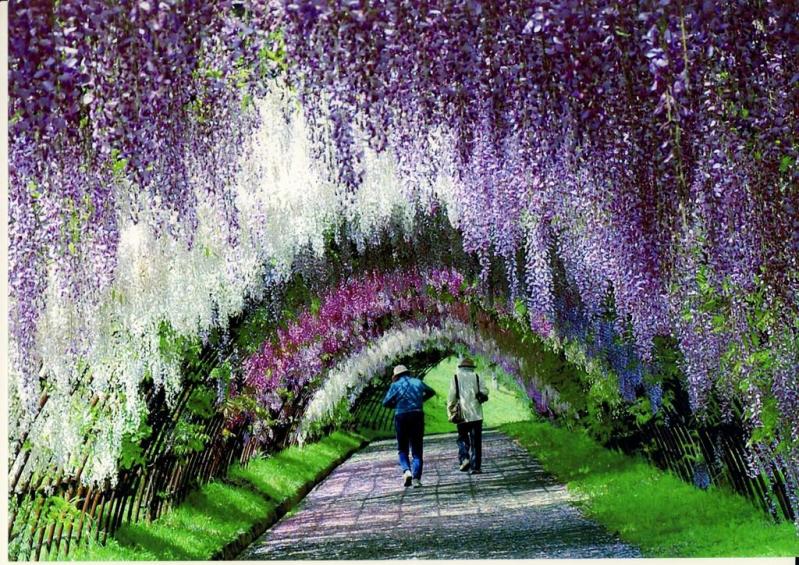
[8,1,799,551]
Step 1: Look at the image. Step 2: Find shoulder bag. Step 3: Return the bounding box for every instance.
[447,375,465,424]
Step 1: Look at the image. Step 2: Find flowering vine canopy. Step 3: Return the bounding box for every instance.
[7,0,798,511]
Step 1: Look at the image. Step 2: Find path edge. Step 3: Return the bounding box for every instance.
[212,434,370,561]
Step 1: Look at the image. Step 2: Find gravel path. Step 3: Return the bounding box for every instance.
[239,429,641,559]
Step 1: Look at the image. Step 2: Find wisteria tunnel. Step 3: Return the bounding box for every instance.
[5,0,799,560]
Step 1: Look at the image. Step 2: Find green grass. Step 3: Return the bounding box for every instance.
[422,355,534,434]
[501,420,799,557]
[70,431,365,561]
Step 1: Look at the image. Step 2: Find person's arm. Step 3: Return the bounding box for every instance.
[422,381,435,401]
[477,373,489,401]
[383,384,398,408]
[447,375,457,409]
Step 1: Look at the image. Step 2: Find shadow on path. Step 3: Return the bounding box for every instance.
[239,430,641,559]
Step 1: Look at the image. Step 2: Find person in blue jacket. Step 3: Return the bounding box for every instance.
[382,364,436,488]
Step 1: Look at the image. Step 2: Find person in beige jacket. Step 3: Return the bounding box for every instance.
[447,356,489,474]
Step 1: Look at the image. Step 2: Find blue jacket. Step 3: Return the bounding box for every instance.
[382,375,435,415]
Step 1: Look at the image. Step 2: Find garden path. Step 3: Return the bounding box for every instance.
[239,430,641,559]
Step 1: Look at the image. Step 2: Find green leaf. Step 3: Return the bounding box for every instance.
[749,397,779,445]
[27,180,42,199]
[752,349,773,370]
[514,298,528,320]
[187,386,216,418]
[210,362,232,384]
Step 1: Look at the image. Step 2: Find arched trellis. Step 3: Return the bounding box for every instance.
[8,3,799,560]
[7,264,475,560]
[9,4,799,556]
[7,258,544,561]
[6,217,479,559]
[7,262,796,560]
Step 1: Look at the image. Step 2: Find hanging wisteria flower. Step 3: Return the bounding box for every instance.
[8,0,798,524]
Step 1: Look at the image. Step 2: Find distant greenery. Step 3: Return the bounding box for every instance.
[422,355,534,434]
[501,421,799,557]
[70,431,365,561]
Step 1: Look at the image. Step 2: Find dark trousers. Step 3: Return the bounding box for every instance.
[457,419,483,471]
[395,411,424,479]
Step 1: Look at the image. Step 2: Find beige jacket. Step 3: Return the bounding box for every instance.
[447,367,489,423]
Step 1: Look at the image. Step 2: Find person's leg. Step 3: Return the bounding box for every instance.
[472,420,483,471]
[410,411,424,479]
[465,422,477,471]
[456,422,471,467]
[395,413,411,474]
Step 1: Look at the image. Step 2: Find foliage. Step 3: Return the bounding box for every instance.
[119,413,153,471]
[8,0,798,525]
[169,419,210,459]
[240,268,468,439]
[186,385,217,419]
[276,0,798,518]
[298,317,542,441]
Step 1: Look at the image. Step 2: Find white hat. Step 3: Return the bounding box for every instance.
[393,364,410,377]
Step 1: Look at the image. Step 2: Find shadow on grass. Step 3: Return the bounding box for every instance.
[230,433,363,504]
[74,431,366,561]
[183,488,265,527]
[236,454,312,501]
[108,486,272,560]
[114,523,193,560]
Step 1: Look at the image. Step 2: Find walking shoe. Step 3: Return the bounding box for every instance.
[469,469,482,475]
[413,478,423,488]
[459,460,471,472]
[403,470,412,487]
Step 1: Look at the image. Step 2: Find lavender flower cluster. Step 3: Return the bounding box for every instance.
[277,0,798,505]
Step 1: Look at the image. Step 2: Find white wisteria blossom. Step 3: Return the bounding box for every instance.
[10,88,443,486]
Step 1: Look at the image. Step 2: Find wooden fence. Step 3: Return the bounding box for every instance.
[618,401,796,522]
[7,335,447,560]
[352,375,395,434]
[7,346,261,561]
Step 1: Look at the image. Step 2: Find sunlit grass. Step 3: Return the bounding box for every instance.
[422,355,534,434]
[501,421,799,557]
[70,431,365,561]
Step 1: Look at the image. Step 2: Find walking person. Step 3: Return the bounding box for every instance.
[382,364,436,488]
[447,356,489,474]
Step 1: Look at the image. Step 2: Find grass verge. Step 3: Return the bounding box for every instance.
[70,430,367,561]
[501,420,799,557]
